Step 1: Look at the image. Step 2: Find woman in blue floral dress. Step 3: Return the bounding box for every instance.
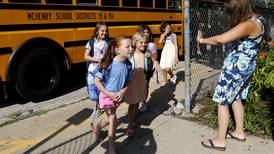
[196,0,269,151]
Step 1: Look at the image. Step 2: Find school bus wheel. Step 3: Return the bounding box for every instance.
[15,48,63,101]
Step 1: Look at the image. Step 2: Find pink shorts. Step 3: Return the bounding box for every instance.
[99,93,119,109]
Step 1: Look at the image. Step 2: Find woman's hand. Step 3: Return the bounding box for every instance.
[197,30,204,44]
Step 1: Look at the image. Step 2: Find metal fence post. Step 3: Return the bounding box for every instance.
[184,0,191,113]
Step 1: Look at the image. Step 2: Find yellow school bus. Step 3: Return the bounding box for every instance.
[0,0,183,101]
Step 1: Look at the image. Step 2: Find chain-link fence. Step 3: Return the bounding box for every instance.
[187,1,274,107]
[188,1,226,106]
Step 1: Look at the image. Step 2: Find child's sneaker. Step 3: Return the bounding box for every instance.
[170,75,177,84]
[208,68,213,72]
[140,102,147,112]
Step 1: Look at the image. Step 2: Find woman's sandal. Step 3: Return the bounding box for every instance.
[201,139,226,151]
[226,132,246,142]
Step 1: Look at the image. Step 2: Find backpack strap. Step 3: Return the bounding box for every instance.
[88,38,95,57]
[130,55,149,73]
[129,56,135,70]
[86,38,95,68]
[144,55,148,73]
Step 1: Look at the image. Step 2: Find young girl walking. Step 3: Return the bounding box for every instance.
[159,21,179,86]
[125,32,159,137]
[93,36,133,154]
[84,22,110,129]
[137,24,159,112]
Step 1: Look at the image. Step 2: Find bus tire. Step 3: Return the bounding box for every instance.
[15,48,63,101]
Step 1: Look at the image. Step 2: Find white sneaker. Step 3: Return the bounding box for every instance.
[208,68,213,72]
[170,75,177,84]
[140,103,147,112]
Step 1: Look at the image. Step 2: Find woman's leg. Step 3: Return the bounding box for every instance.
[106,108,117,154]
[231,100,245,139]
[202,104,229,148]
[215,104,230,145]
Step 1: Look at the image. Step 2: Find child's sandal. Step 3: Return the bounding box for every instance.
[92,122,103,142]
[126,128,135,137]
[90,122,94,133]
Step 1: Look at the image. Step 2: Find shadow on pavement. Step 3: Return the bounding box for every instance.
[115,128,156,154]
[23,108,92,154]
[25,70,185,153]
[146,70,184,116]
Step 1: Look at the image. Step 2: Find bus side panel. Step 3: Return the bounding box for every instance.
[0,52,11,81]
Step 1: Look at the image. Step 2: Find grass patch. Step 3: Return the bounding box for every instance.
[0,118,17,128]
[34,109,48,116]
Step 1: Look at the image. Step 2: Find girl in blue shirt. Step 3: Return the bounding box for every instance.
[93,36,133,154]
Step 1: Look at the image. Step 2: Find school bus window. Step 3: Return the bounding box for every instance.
[78,0,97,5]
[155,0,166,8]
[46,0,72,4]
[122,0,137,7]
[101,0,119,6]
[140,0,153,8]
[168,0,181,9]
[8,0,40,3]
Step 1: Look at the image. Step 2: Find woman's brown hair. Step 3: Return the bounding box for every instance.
[225,0,255,28]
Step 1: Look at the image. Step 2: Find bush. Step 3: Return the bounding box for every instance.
[246,47,274,135]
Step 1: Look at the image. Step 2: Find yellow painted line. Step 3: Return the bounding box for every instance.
[0,135,49,154]
[0,119,90,153]
[0,102,129,154]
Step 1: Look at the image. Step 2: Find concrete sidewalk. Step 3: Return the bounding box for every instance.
[90,67,274,154]
[99,110,274,154]
[0,62,273,154]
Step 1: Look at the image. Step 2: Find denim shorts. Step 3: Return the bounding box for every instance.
[86,73,99,102]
